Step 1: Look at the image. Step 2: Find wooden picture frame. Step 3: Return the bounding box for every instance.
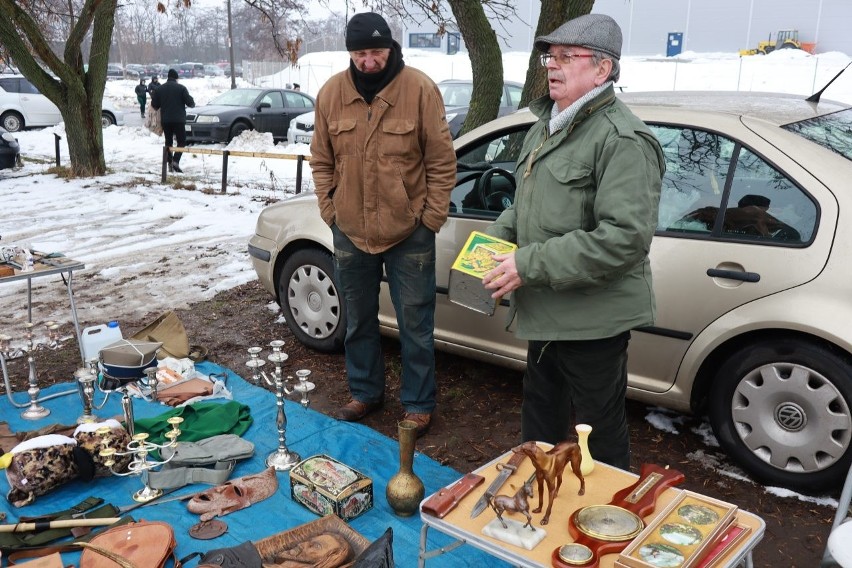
[615,491,738,568]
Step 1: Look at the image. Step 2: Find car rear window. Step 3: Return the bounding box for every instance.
[782,108,852,161]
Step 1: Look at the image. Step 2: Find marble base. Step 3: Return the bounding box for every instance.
[482,517,547,550]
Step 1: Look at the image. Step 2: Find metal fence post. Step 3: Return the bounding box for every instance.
[296,155,303,194]
[54,134,61,167]
[222,150,229,193]
[162,146,169,182]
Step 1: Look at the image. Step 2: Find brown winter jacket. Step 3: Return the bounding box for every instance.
[310,65,456,254]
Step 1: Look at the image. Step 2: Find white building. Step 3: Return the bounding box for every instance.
[402,0,851,56]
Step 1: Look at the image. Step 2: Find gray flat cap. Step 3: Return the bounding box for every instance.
[535,13,622,60]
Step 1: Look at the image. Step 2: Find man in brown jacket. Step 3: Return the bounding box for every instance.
[310,12,456,437]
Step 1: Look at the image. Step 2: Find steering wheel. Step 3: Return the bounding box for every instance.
[475,167,517,212]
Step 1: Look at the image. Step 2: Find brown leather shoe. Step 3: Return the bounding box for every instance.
[336,399,382,422]
[404,412,432,438]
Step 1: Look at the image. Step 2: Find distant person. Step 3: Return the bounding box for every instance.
[134,78,147,118]
[151,68,195,173]
[147,75,161,95]
[310,12,456,438]
[292,83,300,91]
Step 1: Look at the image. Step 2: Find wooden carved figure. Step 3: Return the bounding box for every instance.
[512,440,585,525]
[487,474,536,531]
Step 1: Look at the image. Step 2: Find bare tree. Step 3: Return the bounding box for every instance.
[0,0,119,176]
[519,0,595,108]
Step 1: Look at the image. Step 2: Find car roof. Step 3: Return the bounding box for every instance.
[439,78,524,88]
[455,90,852,147]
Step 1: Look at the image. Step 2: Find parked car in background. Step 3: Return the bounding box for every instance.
[145,63,168,79]
[438,79,523,138]
[249,91,852,493]
[186,87,314,143]
[224,65,243,78]
[204,65,224,77]
[0,75,125,132]
[286,111,314,145]
[124,64,145,79]
[0,126,20,169]
[106,64,123,79]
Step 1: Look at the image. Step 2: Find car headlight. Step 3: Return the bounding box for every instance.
[1,132,16,142]
[196,116,220,124]
[445,113,458,123]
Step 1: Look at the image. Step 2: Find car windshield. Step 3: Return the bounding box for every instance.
[783,108,852,161]
[208,89,263,106]
[439,84,472,107]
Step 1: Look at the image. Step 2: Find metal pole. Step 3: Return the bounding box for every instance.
[54,134,60,167]
[227,0,236,90]
[162,146,169,182]
[296,155,303,194]
[222,150,229,193]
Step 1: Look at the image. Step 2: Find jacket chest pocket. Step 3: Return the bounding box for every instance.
[381,119,417,156]
[540,159,595,234]
[329,119,357,156]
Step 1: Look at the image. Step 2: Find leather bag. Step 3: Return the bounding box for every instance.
[78,521,179,568]
[131,310,190,359]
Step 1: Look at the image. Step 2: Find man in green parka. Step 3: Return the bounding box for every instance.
[483,14,665,470]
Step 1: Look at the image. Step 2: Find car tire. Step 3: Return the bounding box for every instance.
[1,111,24,133]
[708,339,852,492]
[277,248,346,352]
[229,122,250,142]
[101,112,116,128]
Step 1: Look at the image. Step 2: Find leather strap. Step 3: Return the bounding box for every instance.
[18,496,104,523]
[148,459,235,489]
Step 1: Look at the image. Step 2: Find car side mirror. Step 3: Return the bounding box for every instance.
[258,102,271,111]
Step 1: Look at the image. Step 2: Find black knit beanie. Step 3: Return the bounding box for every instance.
[346,12,394,51]
[167,68,179,80]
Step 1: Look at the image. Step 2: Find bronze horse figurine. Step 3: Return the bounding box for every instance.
[512,440,585,525]
[487,474,536,531]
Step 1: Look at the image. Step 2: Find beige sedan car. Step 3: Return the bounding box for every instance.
[249,91,852,492]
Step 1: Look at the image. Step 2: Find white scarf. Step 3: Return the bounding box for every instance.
[548,82,613,135]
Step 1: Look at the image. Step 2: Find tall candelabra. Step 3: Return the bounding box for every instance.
[0,321,77,420]
[98,416,184,502]
[245,340,315,471]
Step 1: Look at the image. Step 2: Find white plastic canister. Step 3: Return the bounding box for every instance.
[80,321,123,362]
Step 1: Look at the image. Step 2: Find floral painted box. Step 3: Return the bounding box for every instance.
[289,454,373,521]
[448,231,517,316]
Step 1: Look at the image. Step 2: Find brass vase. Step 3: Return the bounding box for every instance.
[386,420,425,516]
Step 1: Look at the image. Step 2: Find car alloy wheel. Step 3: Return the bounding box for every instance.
[277,248,346,352]
[709,339,852,492]
[101,113,115,128]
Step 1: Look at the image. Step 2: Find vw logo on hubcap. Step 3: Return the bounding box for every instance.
[307,291,322,312]
[775,402,806,432]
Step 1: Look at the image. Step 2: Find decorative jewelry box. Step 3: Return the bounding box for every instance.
[289,454,373,521]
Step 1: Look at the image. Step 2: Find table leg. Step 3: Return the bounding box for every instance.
[418,523,470,567]
[64,270,85,363]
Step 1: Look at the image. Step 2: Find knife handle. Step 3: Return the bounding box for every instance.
[422,473,485,518]
[494,448,527,476]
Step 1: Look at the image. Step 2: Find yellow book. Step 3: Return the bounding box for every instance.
[448,231,517,315]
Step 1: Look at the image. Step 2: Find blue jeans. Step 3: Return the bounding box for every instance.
[332,224,437,414]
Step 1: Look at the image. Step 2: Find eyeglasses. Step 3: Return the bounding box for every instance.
[539,52,595,67]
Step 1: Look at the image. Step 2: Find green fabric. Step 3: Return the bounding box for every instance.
[133,401,253,451]
[0,502,118,551]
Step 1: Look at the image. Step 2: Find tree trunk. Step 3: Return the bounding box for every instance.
[519,0,595,109]
[446,0,504,138]
[0,0,116,176]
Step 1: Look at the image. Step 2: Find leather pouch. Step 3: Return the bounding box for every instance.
[192,541,262,568]
[78,521,178,568]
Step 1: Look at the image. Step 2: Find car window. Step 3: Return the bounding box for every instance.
[783,107,852,161]
[451,126,527,218]
[210,89,263,106]
[505,85,522,108]
[18,79,40,95]
[440,84,472,107]
[654,125,815,245]
[260,91,284,109]
[284,92,309,108]
[299,94,314,109]
[0,78,18,93]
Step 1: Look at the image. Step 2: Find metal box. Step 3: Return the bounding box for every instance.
[289,454,373,521]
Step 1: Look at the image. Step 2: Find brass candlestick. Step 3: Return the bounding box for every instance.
[98,416,184,502]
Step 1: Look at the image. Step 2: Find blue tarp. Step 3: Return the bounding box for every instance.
[1,362,511,566]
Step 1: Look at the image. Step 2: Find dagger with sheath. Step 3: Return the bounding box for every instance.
[470,450,527,518]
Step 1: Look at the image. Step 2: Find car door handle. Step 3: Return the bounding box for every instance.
[706,268,760,282]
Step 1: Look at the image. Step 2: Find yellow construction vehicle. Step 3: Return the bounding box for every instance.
[740,30,803,55]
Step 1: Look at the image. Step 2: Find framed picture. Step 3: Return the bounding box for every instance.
[615,491,738,568]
